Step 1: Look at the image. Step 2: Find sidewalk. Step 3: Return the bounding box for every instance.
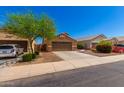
[0,54,124,82]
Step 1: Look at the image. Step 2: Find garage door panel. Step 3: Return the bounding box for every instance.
[52,42,72,51]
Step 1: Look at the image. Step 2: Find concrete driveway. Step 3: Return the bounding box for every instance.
[53,51,98,61]
[0,55,22,68]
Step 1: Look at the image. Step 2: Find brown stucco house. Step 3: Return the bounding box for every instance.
[77,34,107,49]
[0,29,28,52]
[44,33,77,51]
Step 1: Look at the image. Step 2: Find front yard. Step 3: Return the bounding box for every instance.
[13,52,63,66]
[78,40,124,57]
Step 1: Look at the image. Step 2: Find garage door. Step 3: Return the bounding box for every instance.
[52,42,72,51]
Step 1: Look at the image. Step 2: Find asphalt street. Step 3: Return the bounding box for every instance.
[1,60,124,87]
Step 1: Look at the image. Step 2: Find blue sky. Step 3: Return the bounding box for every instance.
[0,6,124,43]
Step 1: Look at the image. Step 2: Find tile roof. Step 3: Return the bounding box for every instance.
[77,34,106,41]
[0,29,27,41]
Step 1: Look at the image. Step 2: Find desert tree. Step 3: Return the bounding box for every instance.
[5,12,56,53]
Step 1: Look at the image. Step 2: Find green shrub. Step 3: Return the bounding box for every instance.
[96,40,112,53]
[32,53,36,59]
[22,53,32,62]
[77,44,84,49]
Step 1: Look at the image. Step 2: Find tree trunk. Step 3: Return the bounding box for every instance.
[28,40,33,54]
[42,38,45,44]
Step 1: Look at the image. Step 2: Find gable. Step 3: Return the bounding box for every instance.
[44,33,77,45]
[56,34,76,42]
[77,34,106,41]
[92,35,107,41]
[110,38,118,44]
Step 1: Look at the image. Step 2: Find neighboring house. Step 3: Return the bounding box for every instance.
[0,29,28,52]
[44,33,77,51]
[77,34,107,49]
[109,36,124,45]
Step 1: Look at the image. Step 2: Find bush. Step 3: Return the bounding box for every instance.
[32,53,36,59]
[77,44,84,49]
[22,53,32,62]
[96,40,112,53]
[22,52,39,62]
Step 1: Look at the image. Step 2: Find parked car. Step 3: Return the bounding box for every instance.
[0,44,24,58]
[112,44,124,53]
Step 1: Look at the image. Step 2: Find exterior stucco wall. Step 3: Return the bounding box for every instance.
[78,40,91,49]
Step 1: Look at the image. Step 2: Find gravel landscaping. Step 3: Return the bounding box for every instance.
[13,52,63,66]
[79,50,121,57]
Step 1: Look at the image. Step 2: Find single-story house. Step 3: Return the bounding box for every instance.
[77,34,107,49]
[0,29,28,52]
[109,36,124,45]
[44,33,77,51]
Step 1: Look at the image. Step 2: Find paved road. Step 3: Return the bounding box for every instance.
[1,60,124,87]
[53,51,98,60]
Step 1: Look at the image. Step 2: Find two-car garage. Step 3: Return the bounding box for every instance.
[0,40,28,52]
[45,33,77,51]
[0,31,28,52]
